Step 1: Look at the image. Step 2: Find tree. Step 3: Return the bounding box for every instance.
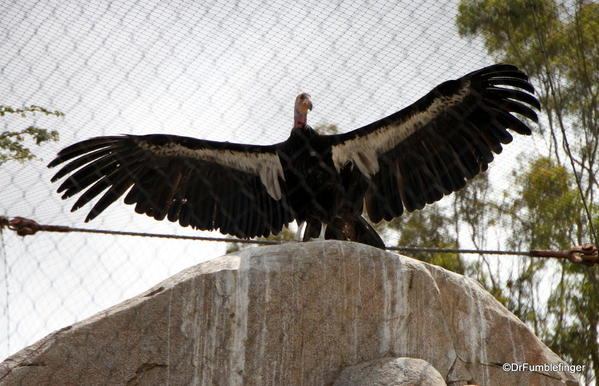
[457,0,598,239]
[457,0,599,382]
[0,105,61,165]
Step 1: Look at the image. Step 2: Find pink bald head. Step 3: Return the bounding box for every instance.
[294,93,313,128]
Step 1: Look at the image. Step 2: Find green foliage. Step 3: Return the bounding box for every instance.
[0,104,64,118]
[557,3,599,117]
[457,0,561,73]
[378,205,463,274]
[505,157,581,250]
[0,105,62,164]
[454,173,493,245]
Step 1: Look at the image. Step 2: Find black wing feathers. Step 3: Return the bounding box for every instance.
[49,63,539,240]
[361,64,539,222]
[49,135,293,238]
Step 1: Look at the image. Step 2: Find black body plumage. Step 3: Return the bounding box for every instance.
[48,64,540,249]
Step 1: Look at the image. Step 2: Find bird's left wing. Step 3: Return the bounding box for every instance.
[48,134,294,238]
[328,64,540,222]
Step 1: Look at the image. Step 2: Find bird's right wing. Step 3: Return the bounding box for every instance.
[48,134,295,238]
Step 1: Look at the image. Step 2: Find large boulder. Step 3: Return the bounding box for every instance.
[333,357,446,385]
[0,241,578,385]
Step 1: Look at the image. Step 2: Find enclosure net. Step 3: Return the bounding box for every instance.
[1,0,596,382]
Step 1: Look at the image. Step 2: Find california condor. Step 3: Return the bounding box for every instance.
[48,64,539,249]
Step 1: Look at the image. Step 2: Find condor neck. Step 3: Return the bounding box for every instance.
[294,109,308,129]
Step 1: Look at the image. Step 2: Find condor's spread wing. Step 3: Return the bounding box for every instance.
[329,64,540,222]
[48,134,294,238]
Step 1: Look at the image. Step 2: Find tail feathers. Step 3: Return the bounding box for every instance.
[325,215,385,249]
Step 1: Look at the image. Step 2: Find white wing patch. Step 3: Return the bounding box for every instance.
[137,142,286,200]
[332,81,471,177]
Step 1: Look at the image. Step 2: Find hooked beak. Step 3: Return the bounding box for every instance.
[301,95,313,113]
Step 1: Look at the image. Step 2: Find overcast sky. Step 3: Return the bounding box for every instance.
[0,0,549,360]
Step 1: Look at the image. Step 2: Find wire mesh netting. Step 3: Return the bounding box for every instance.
[1,0,597,383]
